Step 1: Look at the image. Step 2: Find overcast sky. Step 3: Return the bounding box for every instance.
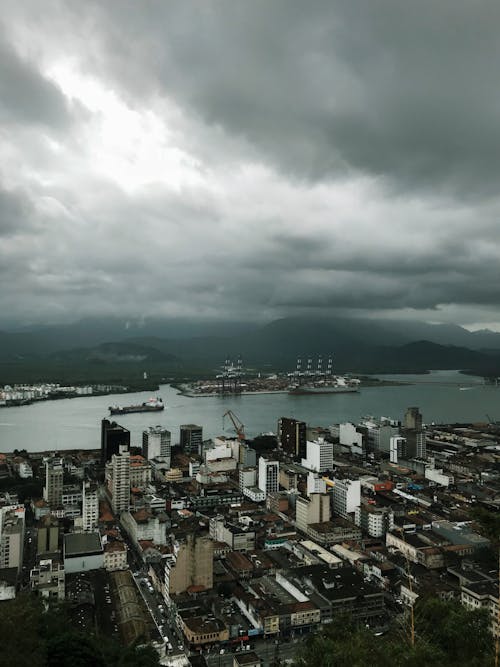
[1,1,500,330]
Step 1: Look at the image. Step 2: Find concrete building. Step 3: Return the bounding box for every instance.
[239,467,257,490]
[37,516,60,556]
[103,541,128,571]
[209,516,255,551]
[129,455,152,490]
[390,436,406,463]
[109,445,130,514]
[404,407,423,430]
[180,424,203,455]
[332,479,360,519]
[301,439,333,473]
[121,508,168,547]
[279,468,298,490]
[82,482,99,532]
[355,503,394,538]
[43,457,64,508]
[258,457,279,496]
[338,422,365,456]
[307,472,326,496]
[278,417,307,459]
[239,443,257,467]
[63,532,104,573]
[142,426,171,465]
[164,534,213,597]
[0,513,24,572]
[296,494,331,533]
[101,419,130,464]
[30,558,65,600]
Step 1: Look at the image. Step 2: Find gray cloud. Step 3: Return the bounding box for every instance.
[0,28,70,128]
[0,1,500,329]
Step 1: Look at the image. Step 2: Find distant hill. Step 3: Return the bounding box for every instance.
[51,342,179,364]
[1,315,500,378]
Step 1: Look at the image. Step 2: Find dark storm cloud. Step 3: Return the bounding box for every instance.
[1,1,500,328]
[85,0,500,193]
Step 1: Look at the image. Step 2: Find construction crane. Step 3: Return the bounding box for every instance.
[222,409,246,441]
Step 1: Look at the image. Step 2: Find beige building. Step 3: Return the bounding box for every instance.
[0,514,24,572]
[296,493,331,533]
[165,534,213,597]
[103,541,128,571]
[43,457,64,508]
[179,614,229,647]
[37,515,60,555]
[129,455,152,490]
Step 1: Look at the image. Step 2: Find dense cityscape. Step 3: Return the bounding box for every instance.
[2,1,500,665]
[0,387,499,666]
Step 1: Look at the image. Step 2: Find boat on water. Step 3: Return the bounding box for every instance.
[288,377,361,395]
[109,397,164,415]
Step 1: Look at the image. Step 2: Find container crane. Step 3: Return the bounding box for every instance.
[222,409,246,441]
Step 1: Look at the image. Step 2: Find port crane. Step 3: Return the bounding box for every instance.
[222,409,246,441]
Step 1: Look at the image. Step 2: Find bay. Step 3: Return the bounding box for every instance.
[0,370,498,453]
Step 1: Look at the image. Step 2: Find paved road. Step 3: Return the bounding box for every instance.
[204,639,300,666]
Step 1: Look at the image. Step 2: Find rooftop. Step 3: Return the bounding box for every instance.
[64,532,103,557]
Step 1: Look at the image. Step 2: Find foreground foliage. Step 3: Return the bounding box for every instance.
[294,598,493,667]
[0,595,160,667]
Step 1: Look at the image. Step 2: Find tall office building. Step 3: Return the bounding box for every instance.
[82,482,99,532]
[110,445,130,514]
[278,417,307,459]
[43,457,64,508]
[402,407,426,459]
[332,478,361,519]
[301,438,333,473]
[101,419,130,464]
[0,510,24,573]
[258,457,279,496]
[164,534,213,596]
[404,407,423,431]
[142,426,171,465]
[296,494,331,533]
[179,424,203,454]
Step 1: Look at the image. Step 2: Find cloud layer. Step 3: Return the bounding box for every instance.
[1,1,500,329]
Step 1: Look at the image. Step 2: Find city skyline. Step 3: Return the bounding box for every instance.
[1,2,500,330]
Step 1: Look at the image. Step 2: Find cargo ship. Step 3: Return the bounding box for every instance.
[109,397,164,415]
[288,377,360,395]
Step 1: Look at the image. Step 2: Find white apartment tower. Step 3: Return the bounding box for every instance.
[258,457,279,496]
[110,445,130,514]
[301,438,333,473]
[332,478,361,519]
[82,482,99,531]
[142,426,171,465]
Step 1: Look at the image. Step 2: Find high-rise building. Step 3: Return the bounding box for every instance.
[110,445,130,514]
[0,511,24,573]
[164,534,213,596]
[43,457,64,508]
[142,426,171,464]
[179,424,203,455]
[278,417,307,459]
[332,478,361,519]
[390,436,406,463]
[258,457,279,496]
[101,419,130,464]
[404,407,423,431]
[37,515,60,556]
[402,407,426,459]
[296,493,331,533]
[82,482,99,532]
[301,438,333,473]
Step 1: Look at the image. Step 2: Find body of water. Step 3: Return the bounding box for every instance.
[0,371,498,453]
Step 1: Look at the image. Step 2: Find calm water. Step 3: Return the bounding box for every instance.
[0,371,498,453]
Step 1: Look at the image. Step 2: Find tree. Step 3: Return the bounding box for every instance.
[293,598,493,667]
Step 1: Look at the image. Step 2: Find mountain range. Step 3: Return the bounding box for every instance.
[1,315,500,378]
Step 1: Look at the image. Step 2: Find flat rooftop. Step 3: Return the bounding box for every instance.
[64,532,103,557]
